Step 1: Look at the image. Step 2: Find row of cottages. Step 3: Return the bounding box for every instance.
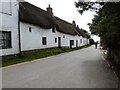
[0,0,89,56]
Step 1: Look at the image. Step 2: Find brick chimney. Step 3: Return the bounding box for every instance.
[72,20,76,27]
[46,4,53,15]
[77,25,79,29]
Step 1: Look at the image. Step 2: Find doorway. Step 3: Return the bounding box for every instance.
[70,40,74,48]
[76,40,78,48]
[58,37,61,48]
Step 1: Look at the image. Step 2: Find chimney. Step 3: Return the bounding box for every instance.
[77,25,79,29]
[46,4,53,15]
[72,20,76,27]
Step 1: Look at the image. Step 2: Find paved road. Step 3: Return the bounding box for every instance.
[2,45,118,88]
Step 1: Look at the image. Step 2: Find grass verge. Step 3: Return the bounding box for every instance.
[1,44,91,67]
[102,50,120,80]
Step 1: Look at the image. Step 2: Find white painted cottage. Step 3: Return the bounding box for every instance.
[0,1,89,56]
[0,0,20,56]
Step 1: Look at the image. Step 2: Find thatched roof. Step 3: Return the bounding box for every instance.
[76,26,87,37]
[19,2,56,29]
[54,17,81,36]
[19,2,85,36]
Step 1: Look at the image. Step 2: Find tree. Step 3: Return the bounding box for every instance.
[75,1,106,14]
[89,38,95,45]
[75,1,120,49]
[75,1,120,67]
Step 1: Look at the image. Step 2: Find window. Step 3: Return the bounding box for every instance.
[70,40,74,45]
[63,35,65,38]
[0,31,12,49]
[80,39,82,43]
[42,37,47,45]
[55,38,57,43]
[28,27,32,32]
[0,1,12,15]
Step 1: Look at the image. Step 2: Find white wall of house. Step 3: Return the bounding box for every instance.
[20,22,58,51]
[20,22,87,51]
[83,38,89,45]
[0,0,89,56]
[0,0,19,56]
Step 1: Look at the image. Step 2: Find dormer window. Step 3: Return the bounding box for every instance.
[52,27,55,33]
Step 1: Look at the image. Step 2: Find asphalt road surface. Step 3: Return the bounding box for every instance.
[2,45,118,88]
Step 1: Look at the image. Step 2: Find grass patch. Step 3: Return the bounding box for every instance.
[2,44,91,67]
[102,50,120,79]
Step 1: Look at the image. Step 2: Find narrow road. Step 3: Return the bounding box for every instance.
[2,45,118,88]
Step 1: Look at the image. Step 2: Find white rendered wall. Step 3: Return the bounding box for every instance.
[20,22,86,51]
[0,1,19,56]
[20,22,58,51]
[0,1,88,56]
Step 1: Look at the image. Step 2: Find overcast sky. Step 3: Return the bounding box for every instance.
[24,0,100,41]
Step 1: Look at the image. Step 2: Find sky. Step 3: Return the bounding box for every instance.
[25,0,100,41]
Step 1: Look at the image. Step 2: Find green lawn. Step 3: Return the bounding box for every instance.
[1,44,91,67]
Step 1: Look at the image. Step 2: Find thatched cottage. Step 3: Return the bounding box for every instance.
[0,0,89,56]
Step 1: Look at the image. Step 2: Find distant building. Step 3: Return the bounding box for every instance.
[0,1,89,56]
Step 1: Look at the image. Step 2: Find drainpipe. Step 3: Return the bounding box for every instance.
[18,2,22,56]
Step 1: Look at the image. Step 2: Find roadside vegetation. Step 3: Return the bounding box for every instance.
[103,50,120,80]
[1,44,91,67]
[75,0,120,81]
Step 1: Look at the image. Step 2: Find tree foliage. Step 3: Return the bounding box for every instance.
[75,1,106,14]
[75,1,120,49]
[89,38,95,45]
